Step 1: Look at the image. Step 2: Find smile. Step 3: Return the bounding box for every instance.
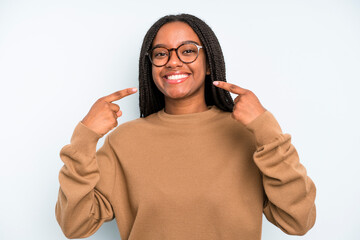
[163,73,190,84]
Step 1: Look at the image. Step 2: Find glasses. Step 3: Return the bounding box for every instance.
[146,42,203,67]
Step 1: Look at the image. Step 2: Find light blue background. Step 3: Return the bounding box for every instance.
[0,0,359,239]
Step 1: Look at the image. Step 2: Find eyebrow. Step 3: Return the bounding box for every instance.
[152,40,201,49]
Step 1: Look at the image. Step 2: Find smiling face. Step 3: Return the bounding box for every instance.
[151,21,210,104]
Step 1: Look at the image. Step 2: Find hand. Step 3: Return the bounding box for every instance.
[81,87,137,137]
[213,81,266,125]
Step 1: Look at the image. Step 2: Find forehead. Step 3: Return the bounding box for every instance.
[152,21,201,47]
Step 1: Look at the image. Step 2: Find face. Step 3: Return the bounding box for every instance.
[151,21,210,102]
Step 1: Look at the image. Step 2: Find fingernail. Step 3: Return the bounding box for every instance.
[132,88,137,92]
[213,81,219,86]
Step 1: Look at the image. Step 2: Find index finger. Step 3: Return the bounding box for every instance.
[213,81,248,95]
[103,87,138,102]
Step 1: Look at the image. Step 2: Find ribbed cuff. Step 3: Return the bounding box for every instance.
[69,122,103,154]
[245,111,283,147]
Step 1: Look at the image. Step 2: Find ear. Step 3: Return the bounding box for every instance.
[206,63,210,75]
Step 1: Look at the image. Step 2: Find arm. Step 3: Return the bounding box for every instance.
[55,122,117,238]
[245,111,316,235]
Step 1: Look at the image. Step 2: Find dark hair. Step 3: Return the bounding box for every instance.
[139,13,234,117]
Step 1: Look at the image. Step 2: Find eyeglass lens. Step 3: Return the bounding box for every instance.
[151,43,199,66]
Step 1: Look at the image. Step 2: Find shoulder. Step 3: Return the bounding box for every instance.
[213,109,250,132]
[211,108,257,144]
[107,112,159,140]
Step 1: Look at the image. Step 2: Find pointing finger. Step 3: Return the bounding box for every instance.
[103,87,137,103]
[213,81,248,95]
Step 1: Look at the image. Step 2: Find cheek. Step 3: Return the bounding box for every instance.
[151,66,156,79]
[151,67,161,83]
[151,67,165,93]
[191,59,207,79]
[197,54,208,72]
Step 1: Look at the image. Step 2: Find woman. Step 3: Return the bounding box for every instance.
[55,14,316,239]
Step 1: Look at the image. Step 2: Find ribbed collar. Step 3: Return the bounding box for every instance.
[156,105,221,124]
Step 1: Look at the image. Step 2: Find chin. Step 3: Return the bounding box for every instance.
[164,91,189,100]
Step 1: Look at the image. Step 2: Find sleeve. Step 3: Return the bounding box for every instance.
[245,110,316,235]
[55,122,118,239]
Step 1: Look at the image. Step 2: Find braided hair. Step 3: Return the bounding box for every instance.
[139,13,234,117]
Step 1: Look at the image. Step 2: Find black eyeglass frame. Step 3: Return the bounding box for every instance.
[146,42,203,67]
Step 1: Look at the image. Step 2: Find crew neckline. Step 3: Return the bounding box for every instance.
[157,105,221,124]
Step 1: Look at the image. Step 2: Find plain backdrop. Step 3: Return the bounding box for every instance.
[0,0,359,239]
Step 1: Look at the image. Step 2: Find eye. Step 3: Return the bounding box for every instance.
[154,52,167,57]
[152,48,168,59]
[183,49,195,54]
[179,44,198,56]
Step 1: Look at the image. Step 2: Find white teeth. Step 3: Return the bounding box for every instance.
[167,74,188,80]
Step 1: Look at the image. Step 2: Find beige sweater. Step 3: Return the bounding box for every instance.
[55,105,316,239]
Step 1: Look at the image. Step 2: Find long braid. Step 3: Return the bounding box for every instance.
[139,14,234,118]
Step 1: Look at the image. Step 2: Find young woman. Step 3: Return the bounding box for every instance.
[56,14,316,240]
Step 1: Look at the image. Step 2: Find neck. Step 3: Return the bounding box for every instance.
[164,98,208,115]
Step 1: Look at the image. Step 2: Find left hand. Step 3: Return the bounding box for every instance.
[213,81,267,125]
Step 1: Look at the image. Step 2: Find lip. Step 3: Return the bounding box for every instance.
[162,72,190,84]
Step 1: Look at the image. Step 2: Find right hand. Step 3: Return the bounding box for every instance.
[81,87,138,137]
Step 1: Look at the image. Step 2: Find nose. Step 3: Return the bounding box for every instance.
[165,49,183,68]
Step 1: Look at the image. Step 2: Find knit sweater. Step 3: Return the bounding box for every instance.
[55,105,316,240]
